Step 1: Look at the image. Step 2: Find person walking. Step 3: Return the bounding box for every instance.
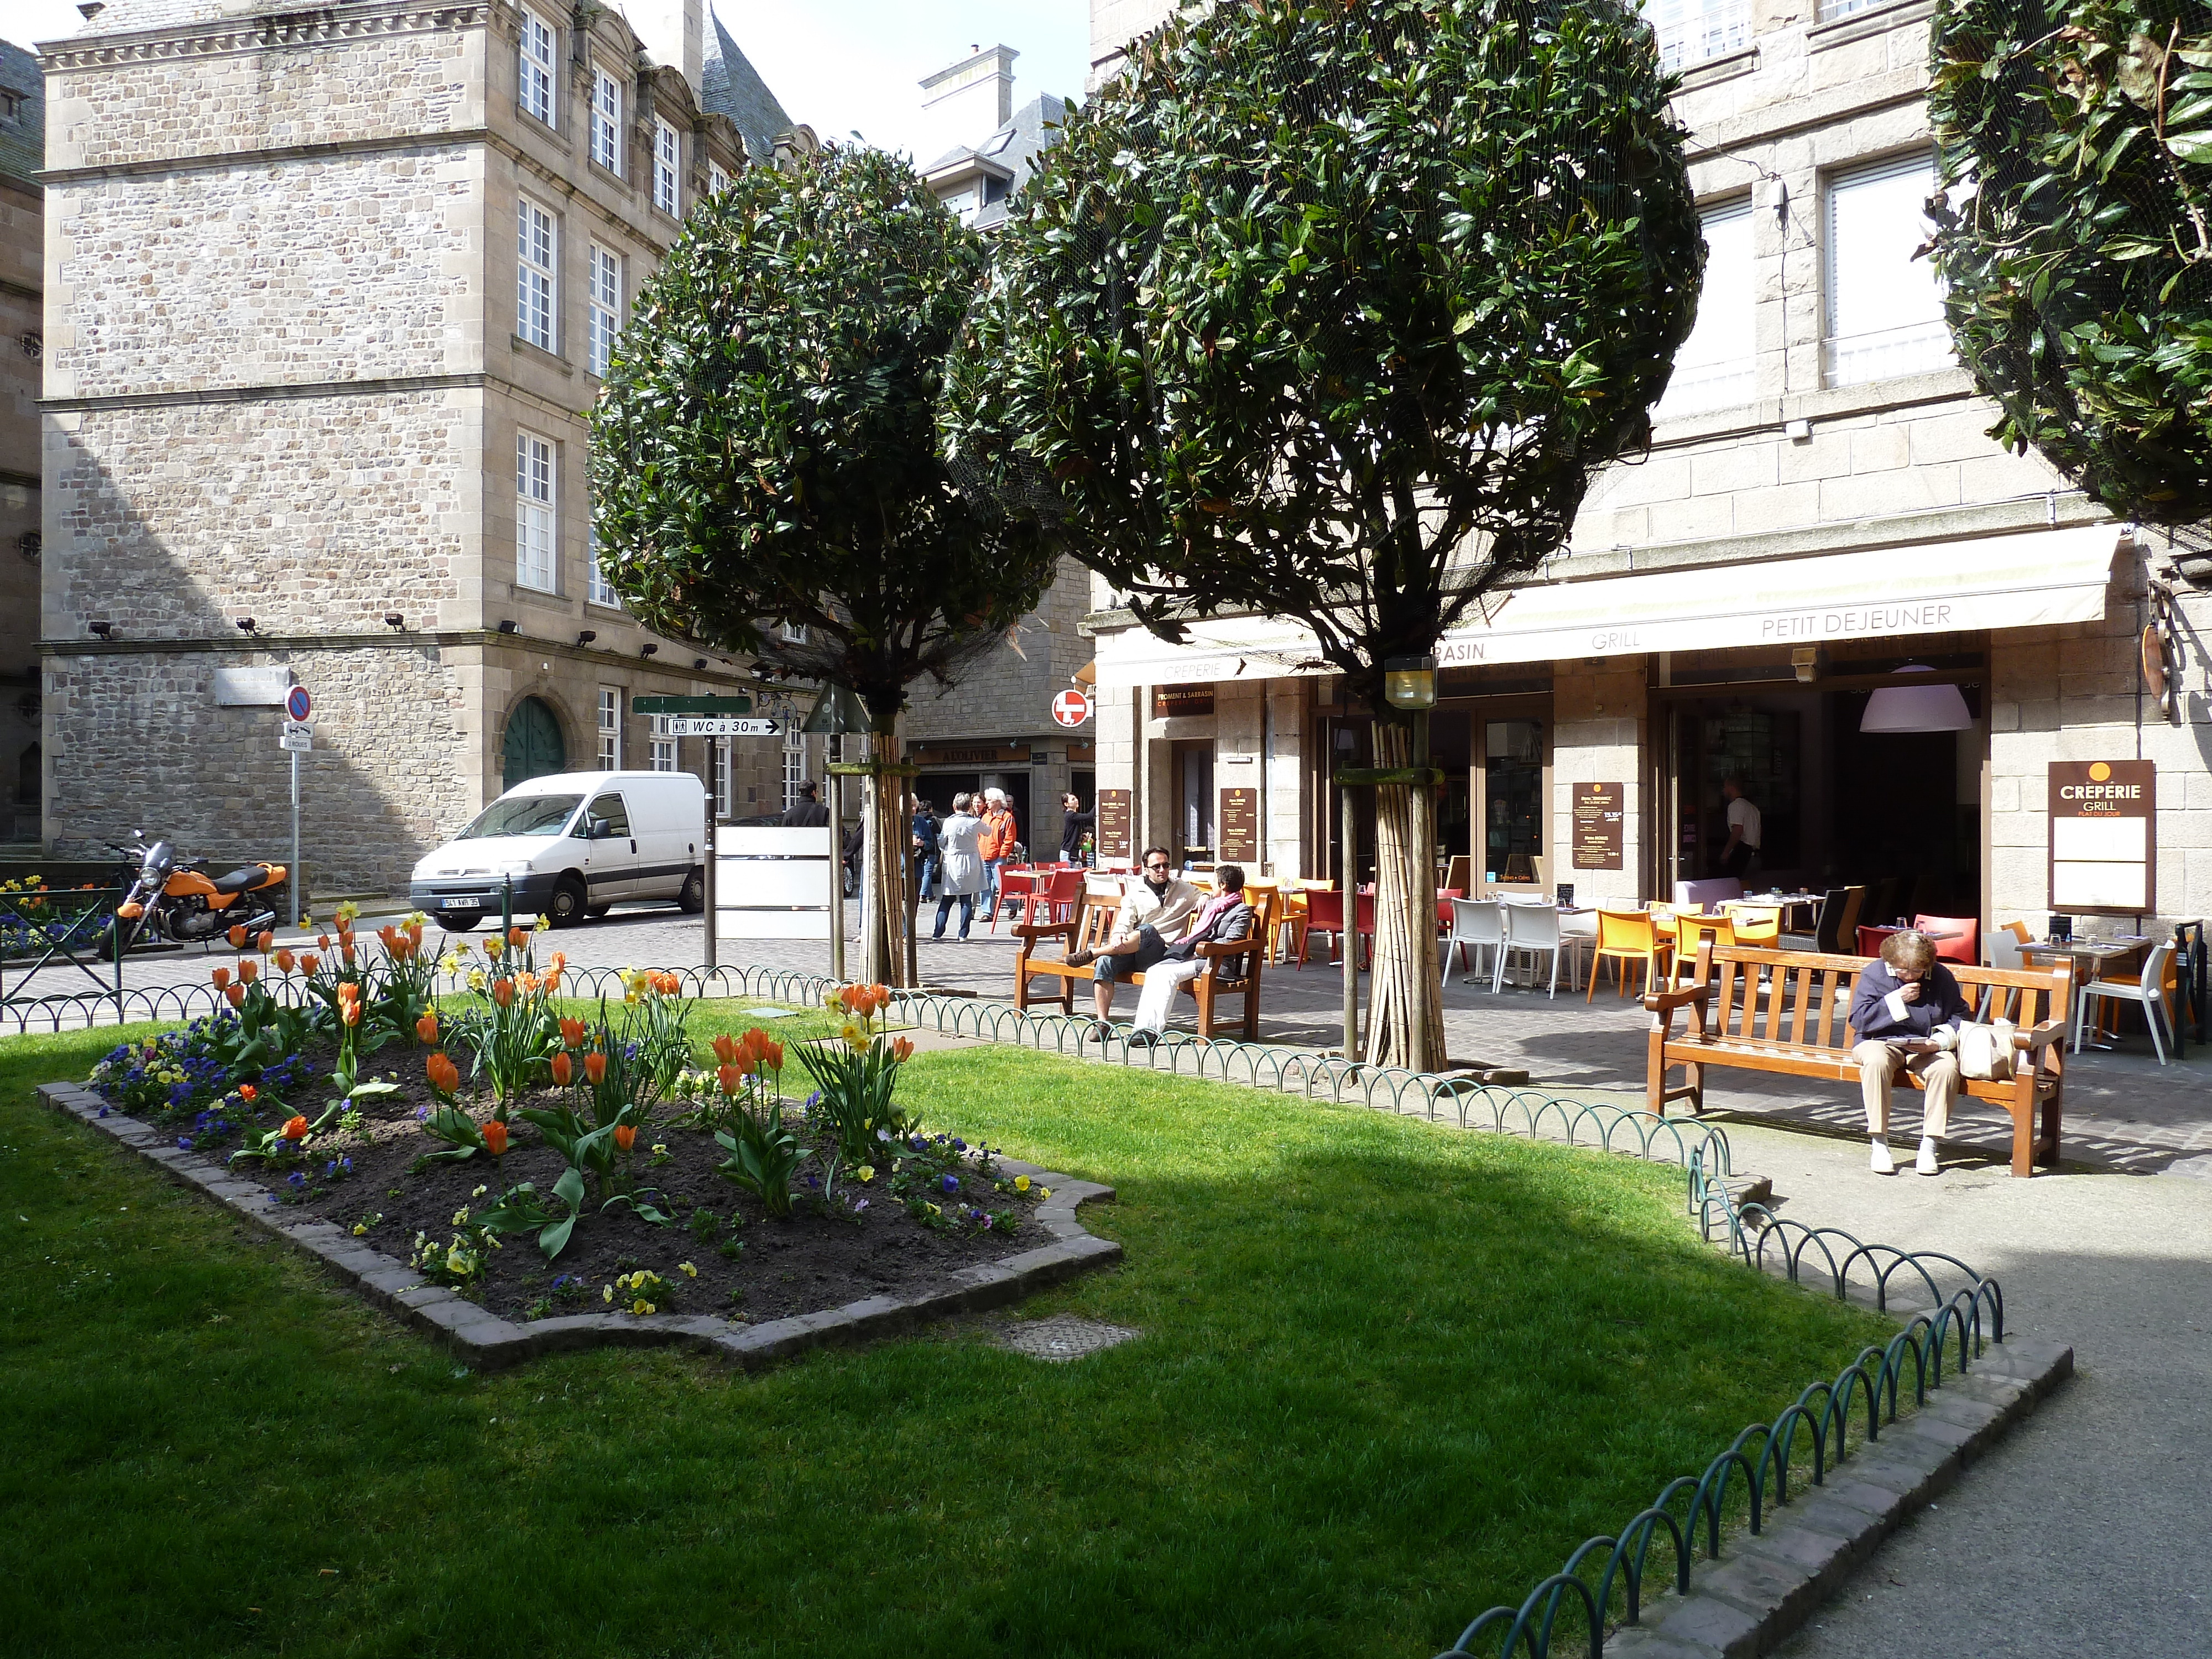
[1848,929,1970,1175]
[1718,775,1761,881]
[977,789,1020,921]
[782,781,829,828]
[910,796,941,904]
[1060,792,1095,865]
[933,793,985,941]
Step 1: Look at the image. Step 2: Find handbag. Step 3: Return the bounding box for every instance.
[1957,1018,2015,1082]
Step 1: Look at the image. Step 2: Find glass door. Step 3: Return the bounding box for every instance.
[1173,739,1215,868]
[1475,713,1550,895]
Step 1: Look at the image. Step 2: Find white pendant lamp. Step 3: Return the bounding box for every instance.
[1860,664,1973,733]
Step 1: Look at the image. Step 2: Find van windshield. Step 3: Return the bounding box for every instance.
[458,795,583,839]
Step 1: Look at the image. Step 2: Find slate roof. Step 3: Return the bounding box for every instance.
[703,7,791,167]
[925,92,1069,231]
[0,39,44,192]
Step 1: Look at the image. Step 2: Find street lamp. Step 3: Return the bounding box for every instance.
[1382,655,1437,710]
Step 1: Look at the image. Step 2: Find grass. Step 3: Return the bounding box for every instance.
[0,1015,1891,1658]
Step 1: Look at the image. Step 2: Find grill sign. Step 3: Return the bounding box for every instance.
[2048,760,2154,914]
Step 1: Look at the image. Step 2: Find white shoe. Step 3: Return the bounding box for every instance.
[1916,1138,1941,1176]
[1869,1141,1897,1175]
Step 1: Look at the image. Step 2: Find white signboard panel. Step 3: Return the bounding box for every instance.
[215,667,294,706]
[715,827,833,941]
[667,717,780,737]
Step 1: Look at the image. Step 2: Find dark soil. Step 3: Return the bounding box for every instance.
[118,1038,1052,1325]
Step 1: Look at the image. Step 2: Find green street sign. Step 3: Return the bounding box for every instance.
[631,694,754,715]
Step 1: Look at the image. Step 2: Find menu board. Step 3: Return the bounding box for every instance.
[1097,788,1133,860]
[1572,782,1625,871]
[1219,787,1260,863]
[2049,761,2154,913]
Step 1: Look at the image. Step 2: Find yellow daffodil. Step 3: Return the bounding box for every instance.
[467,968,487,992]
[534,912,552,932]
[335,901,360,924]
[677,1261,698,1278]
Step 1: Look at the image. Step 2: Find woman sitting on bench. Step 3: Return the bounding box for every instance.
[1848,929,1971,1176]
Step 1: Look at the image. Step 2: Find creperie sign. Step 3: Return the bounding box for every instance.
[2055,779,2146,808]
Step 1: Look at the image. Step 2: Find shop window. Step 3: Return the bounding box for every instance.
[1484,719,1545,885]
[1824,154,1950,387]
[1656,199,1755,418]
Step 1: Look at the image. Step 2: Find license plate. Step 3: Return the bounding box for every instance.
[441,897,479,911]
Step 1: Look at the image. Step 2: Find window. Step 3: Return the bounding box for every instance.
[654,119,680,214]
[1646,0,1748,71]
[515,432,556,592]
[707,161,728,197]
[780,622,808,645]
[782,721,807,810]
[1824,153,1951,388]
[584,791,631,836]
[519,8,556,126]
[598,688,622,769]
[1656,200,1756,418]
[517,197,556,352]
[590,69,623,173]
[712,738,732,817]
[588,243,621,377]
[649,717,679,772]
[587,518,619,608]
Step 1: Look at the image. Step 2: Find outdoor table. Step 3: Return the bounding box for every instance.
[1725,892,1822,929]
[2022,937,2151,1045]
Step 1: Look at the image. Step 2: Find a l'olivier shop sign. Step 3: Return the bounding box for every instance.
[2049,760,2154,914]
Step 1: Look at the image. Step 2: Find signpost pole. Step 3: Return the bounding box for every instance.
[1341,780,1360,1062]
[702,799,717,973]
[290,748,301,928]
[827,759,846,986]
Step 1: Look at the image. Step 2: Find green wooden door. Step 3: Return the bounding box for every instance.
[502,697,566,792]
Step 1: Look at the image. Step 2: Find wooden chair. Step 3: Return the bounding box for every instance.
[1011,894,1265,1041]
[1587,909,1668,1001]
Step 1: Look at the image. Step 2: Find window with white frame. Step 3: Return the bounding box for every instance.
[590,69,623,174]
[648,716,679,772]
[517,197,556,352]
[598,687,621,769]
[586,517,620,608]
[1824,153,1951,388]
[515,432,556,592]
[588,243,621,378]
[1645,0,1748,72]
[707,160,728,197]
[1655,199,1756,419]
[781,721,807,810]
[780,622,808,645]
[519,8,556,126]
[712,738,732,817]
[653,119,680,214]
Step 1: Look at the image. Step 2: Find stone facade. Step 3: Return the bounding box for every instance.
[38,0,801,893]
[0,40,44,842]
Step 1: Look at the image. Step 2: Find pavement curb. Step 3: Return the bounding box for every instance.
[38,1079,1122,1373]
[1601,1333,2075,1658]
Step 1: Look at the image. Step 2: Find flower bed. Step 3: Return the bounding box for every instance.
[86,913,1051,1326]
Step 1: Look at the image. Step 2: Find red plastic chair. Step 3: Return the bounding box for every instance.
[1042,869,1085,925]
[1856,925,1898,959]
[1912,914,1979,965]
[1296,892,1375,969]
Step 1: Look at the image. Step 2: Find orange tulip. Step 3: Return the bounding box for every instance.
[256,931,274,953]
[426,1051,460,1096]
[654,971,681,997]
[228,925,248,950]
[584,1052,607,1086]
[548,952,567,972]
[891,1037,915,1062]
[408,923,424,951]
[559,1016,587,1048]
[517,971,539,994]
[317,933,332,951]
[211,967,230,990]
[481,1119,509,1157]
[550,1052,572,1087]
[341,943,356,966]
[300,953,320,975]
[237,1082,258,1102]
[279,1114,309,1142]
[712,1033,739,1065]
[415,1010,440,1044]
[491,978,514,1008]
[225,983,245,1008]
[238,958,259,984]
[763,1040,784,1071]
[273,948,295,975]
[341,997,361,1026]
[718,1063,743,1095]
[613,1124,635,1154]
[544,968,563,993]
[508,926,529,950]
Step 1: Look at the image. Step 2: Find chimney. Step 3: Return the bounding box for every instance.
[917,44,1017,160]
[629,0,704,99]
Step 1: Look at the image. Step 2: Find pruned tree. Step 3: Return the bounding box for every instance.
[945,0,1702,1070]
[589,145,1052,985]
[1927,0,2212,524]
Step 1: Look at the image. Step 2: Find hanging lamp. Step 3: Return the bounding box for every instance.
[1860,665,1972,733]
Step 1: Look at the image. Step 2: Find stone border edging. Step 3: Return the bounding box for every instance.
[1599,1333,2074,1659]
[38,1080,1121,1373]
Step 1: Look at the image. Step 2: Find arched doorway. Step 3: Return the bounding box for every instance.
[501,697,566,791]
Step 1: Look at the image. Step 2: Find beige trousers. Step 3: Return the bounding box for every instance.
[1852,1040,1958,1139]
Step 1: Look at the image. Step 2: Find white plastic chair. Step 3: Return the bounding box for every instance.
[1501,902,1578,998]
[1443,899,1505,993]
[2074,942,2176,1064]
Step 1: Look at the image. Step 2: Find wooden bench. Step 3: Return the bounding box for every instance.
[1645,942,2073,1177]
[1013,892,1266,1041]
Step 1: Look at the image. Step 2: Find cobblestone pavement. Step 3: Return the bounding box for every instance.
[28,899,2211,1175]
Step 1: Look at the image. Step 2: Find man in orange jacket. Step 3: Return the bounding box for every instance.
[977,789,1020,921]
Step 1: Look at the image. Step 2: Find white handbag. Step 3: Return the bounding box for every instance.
[1957,1018,2015,1082]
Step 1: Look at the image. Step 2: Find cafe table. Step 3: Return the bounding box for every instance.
[2021,936,2152,1045]
[1724,892,1824,930]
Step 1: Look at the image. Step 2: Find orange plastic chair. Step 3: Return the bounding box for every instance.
[1730,906,1783,950]
[1674,913,1736,980]
[1587,909,1667,1001]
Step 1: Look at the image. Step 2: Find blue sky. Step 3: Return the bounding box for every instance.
[8,0,1092,160]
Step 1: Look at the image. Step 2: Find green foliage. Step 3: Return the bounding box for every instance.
[587,144,1054,716]
[945,0,1701,702]
[1928,0,2212,520]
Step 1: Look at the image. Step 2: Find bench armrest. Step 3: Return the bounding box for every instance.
[1644,983,1713,1015]
[1011,920,1078,946]
[2015,1017,2068,1053]
[1193,938,1253,958]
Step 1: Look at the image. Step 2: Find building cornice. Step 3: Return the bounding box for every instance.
[38,630,760,685]
[38,3,492,74]
[42,371,488,415]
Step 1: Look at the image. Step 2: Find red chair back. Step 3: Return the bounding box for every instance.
[1355,895,1376,936]
[1856,925,1896,959]
[1307,891,1345,932]
[1912,914,1979,965]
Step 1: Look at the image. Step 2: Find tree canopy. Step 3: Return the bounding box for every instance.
[1928,0,2212,523]
[943,0,1703,708]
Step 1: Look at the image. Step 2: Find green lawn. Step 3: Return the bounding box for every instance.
[0,1016,1888,1658]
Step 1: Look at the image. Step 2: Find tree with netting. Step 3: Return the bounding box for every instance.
[589,145,1053,987]
[944,0,1702,1070]
[1927,0,2212,523]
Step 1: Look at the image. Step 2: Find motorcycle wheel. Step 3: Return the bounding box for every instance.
[89,914,142,959]
[435,914,481,933]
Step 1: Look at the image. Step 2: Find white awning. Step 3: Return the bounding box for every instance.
[1092,524,2126,686]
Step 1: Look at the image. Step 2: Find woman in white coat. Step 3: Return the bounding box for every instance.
[933,793,986,941]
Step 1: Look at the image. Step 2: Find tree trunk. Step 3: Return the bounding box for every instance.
[858,724,912,988]
[1363,713,1445,1072]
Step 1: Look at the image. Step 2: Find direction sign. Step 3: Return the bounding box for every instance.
[285,685,312,722]
[279,731,312,753]
[1050,687,1093,729]
[632,694,754,716]
[665,717,780,737]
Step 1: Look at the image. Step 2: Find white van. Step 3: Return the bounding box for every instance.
[409,770,707,931]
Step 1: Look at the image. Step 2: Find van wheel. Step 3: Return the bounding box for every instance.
[435,914,481,933]
[546,875,588,928]
[677,869,705,914]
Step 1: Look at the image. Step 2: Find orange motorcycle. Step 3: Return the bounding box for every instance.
[108,832,288,948]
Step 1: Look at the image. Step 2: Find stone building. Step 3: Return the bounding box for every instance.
[35,0,807,895]
[904,44,1090,848]
[1082,0,2212,947]
[0,40,43,845]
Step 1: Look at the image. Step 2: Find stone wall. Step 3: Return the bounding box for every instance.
[2,162,42,841]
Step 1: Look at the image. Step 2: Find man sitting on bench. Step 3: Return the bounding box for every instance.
[1848,928,1971,1177]
[1068,847,1198,1039]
